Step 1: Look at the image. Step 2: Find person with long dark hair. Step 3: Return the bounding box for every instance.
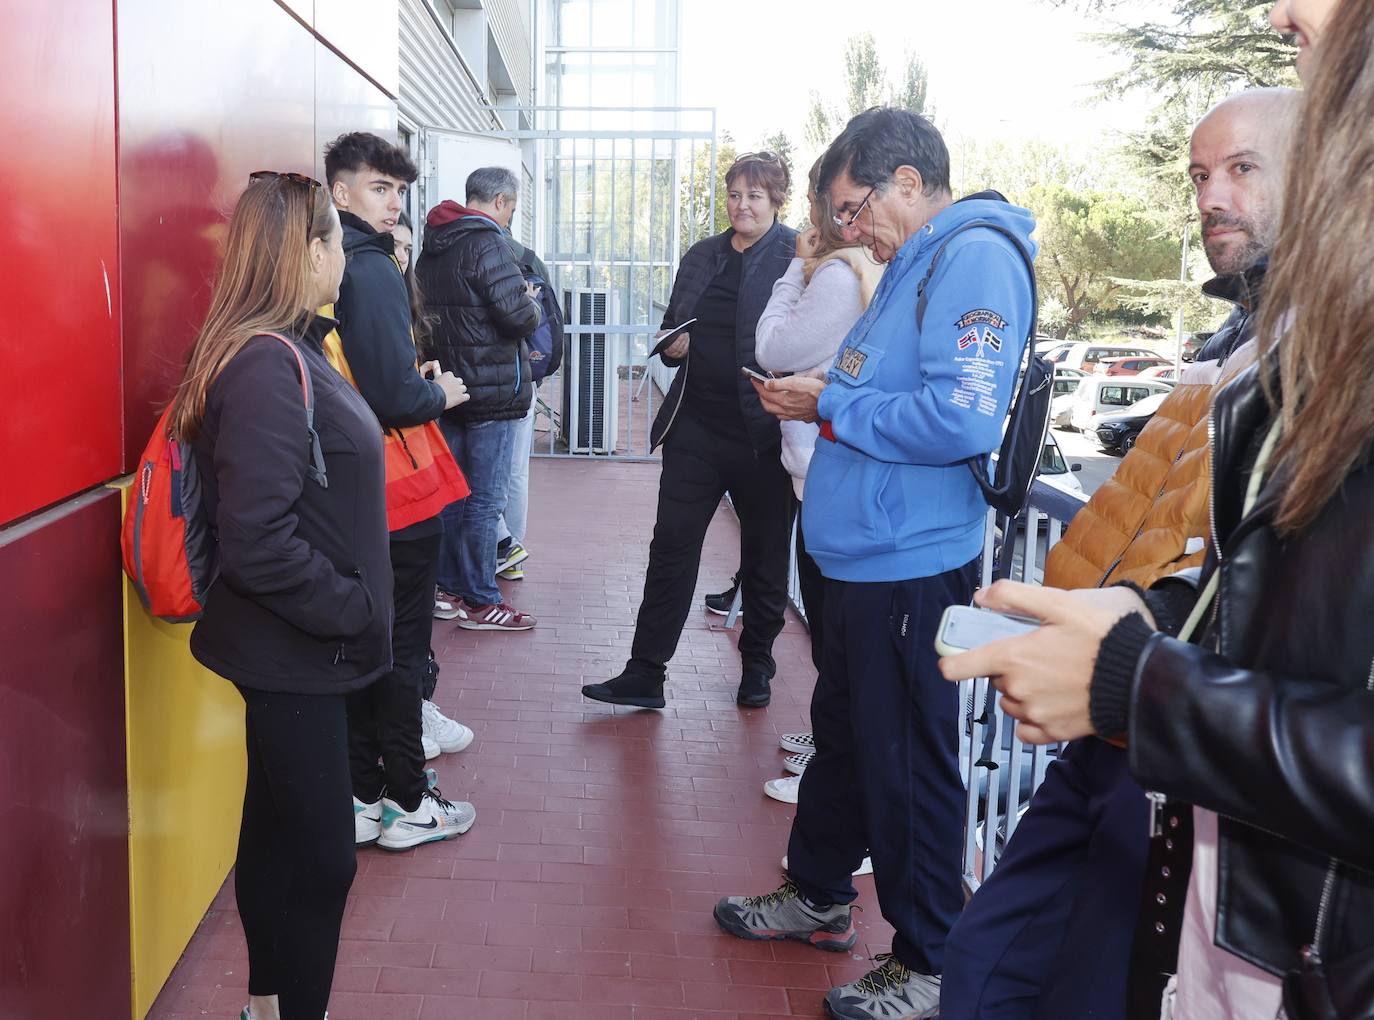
[941,3,1374,1015]
[581,151,798,710]
[169,173,390,1020]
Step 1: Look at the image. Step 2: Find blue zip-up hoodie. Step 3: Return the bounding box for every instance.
[802,197,1037,582]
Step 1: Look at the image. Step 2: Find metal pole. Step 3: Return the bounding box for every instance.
[1174,222,1190,370]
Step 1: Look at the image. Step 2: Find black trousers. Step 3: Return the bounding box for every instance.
[794,505,827,674]
[786,561,977,975]
[630,413,793,678]
[346,532,438,811]
[236,686,356,1020]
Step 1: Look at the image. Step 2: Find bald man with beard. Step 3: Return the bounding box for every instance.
[937,87,1301,1020]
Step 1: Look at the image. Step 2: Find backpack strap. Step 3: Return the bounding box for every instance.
[258,331,329,489]
[915,220,1038,340]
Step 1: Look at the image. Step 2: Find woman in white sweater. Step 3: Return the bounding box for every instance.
[752,157,884,804]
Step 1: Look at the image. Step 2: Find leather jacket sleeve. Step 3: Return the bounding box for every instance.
[1128,632,1374,871]
[471,233,540,341]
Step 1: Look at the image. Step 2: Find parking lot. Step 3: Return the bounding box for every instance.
[1051,425,1120,496]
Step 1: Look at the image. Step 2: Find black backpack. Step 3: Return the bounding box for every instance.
[915,219,1052,518]
[524,268,565,383]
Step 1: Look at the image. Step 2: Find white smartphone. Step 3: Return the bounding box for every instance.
[935,604,1041,657]
[741,366,775,383]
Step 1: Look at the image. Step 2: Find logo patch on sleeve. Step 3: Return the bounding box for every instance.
[980,327,1003,352]
[955,309,1008,330]
[835,347,868,379]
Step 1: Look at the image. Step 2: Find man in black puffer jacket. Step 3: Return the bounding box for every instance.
[417,166,540,632]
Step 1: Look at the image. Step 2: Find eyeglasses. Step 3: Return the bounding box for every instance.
[732,150,782,168]
[832,186,876,231]
[249,170,323,226]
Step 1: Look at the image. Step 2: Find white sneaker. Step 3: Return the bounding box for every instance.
[377,788,476,851]
[779,731,814,754]
[433,597,461,621]
[422,699,474,753]
[779,853,874,877]
[764,774,802,804]
[422,732,440,760]
[784,751,813,776]
[354,796,381,845]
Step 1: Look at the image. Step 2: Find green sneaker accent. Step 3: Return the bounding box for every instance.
[381,802,405,827]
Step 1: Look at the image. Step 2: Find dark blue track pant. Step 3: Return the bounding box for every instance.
[786,562,976,974]
[939,739,1149,1019]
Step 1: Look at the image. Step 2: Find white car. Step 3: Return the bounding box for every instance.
[1068,376,1174,432]
[1037,433,1085,497]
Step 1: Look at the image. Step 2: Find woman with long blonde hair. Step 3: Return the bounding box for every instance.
[173,172,392,1020]
[940,1,1374,1015]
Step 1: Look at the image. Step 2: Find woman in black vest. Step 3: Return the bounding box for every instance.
[583,152,797,710]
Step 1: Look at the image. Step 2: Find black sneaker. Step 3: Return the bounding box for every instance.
[582,669,666,709]
[704,575,741,617]
[737,669,771,708]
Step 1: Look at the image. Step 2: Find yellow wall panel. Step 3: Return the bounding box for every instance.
[122,488,246,1019]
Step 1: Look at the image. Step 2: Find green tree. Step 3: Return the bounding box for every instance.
[1025,183,1181,338]
[803,35,933,156]
[680,131,735,254]
[890,51,932,118]
[760,130,796,174]
[843,34,886,116]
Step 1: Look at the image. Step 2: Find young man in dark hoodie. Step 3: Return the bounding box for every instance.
[324,131,476,852]
[416,167,541,631]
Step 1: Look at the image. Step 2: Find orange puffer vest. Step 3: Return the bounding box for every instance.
[321,312,469,533]
[1045,381,1214,591]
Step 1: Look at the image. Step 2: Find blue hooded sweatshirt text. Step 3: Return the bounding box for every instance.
[801,198,1038,582]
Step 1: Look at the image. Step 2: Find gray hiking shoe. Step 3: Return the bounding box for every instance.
[713,880,857,952]
[824,953,941,1019]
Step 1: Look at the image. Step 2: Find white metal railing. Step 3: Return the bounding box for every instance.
[960,479,1089,893]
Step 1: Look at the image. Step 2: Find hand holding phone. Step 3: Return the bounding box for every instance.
[934,604,1041,657]
[741,366,776,384]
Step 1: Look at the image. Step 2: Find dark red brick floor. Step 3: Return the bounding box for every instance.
[148,458,892,1020]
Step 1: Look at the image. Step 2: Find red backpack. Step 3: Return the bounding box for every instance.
[121,332,327,622]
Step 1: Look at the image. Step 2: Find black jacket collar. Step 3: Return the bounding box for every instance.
[338,210,396,257]
[1202,257,1268,312]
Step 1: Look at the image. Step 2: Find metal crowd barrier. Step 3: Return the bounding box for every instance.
[960,479,1088,893]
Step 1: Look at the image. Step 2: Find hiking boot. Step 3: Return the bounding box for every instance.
[495,540,530,575]
[704,575,741,617]
[582,669,666,709]
[377,787,476,851]
[823,954,940,1020]
[779,731,814,753]
[764,774,802,804]
[713,880,856,951]
[353,796,381,846]
[421,699,474,753]
[456,601,537,631]
[737,670,772,708]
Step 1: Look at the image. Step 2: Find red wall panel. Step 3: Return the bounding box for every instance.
[0,1,122,526]
[117,0,317,469]
[0,490,130,1020]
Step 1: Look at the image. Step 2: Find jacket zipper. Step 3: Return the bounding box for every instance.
[1304,653,1374,962]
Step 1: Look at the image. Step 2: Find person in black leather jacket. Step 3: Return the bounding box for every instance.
[940,5,1374,1015]
[582,152,797,710]
[416,167,541,631]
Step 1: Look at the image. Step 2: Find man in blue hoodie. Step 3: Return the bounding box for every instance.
[713,108,1037,1020]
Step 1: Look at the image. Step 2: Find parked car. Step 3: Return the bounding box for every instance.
[1035,338,1073,357]
[1101,354,1172,377]
[1094,391,1171,454]
[1053,371,1085,400]
[1058,343,1159,375]
[1038,432,1085,496]
[1068,376,1174,432]
[1181,331,1212,363]
[1137,365,1179,381]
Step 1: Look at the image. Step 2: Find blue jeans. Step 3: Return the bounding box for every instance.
[437,416,517,606]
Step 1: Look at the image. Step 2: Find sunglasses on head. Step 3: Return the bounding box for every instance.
[249,170,324,226]
[733,150,782,167]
